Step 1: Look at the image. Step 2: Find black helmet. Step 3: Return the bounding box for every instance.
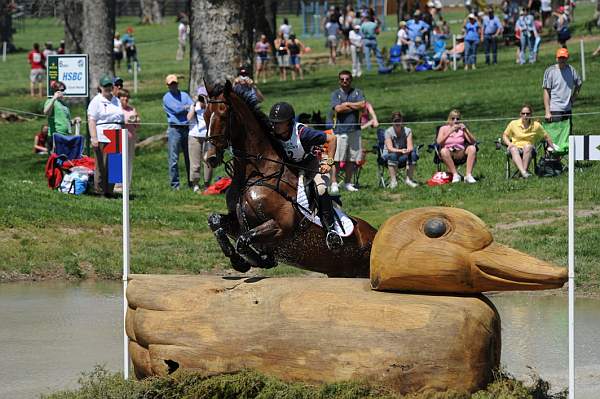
[269,102,295,123]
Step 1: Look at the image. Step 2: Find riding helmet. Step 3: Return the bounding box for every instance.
[269,102,295,123]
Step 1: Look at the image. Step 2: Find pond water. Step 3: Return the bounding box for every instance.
[0,281,598,398]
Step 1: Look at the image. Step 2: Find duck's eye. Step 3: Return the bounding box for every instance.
[424,218,447,238]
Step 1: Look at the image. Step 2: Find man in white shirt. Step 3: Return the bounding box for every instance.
[176,16,188,61]
[349,25,363,77]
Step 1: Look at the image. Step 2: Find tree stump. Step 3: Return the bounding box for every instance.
[127,274,501,394]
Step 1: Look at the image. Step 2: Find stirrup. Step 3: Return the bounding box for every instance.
[326,230,343,251]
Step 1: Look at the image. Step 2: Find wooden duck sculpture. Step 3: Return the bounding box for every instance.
[370,207,568,293]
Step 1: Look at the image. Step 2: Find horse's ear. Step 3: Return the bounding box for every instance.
[224,80,233,98]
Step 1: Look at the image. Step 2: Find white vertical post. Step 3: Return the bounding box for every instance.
[133,62,138,94]
[122,128,130,380]
[568,135,575,399]
[2,42,6,62]
[452,34,457,71]
[580,39,586,82]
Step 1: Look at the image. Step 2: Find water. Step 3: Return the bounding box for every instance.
[0,282,598,398]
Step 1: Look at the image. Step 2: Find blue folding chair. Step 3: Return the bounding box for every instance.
[52,133,84,160]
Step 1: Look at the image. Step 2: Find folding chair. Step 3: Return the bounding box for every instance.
[373,128,389,188]
[499,141,540,179]
[52,133,85,160]
[428,125,478,173]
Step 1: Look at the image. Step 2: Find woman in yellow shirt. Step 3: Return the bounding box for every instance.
[502,105,555,178]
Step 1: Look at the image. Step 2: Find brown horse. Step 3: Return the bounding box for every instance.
[204,81,377,277]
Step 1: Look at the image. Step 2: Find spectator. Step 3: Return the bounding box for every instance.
[43,81,81,147]
[396,21,410,53]
[176,14,188,61]
[33,125,49,154]
[87,76,125,197]
[431,24,449,71]
[287,34,305,81]
[361,15,384,71]
[463,13,481,70]
[532,13,543,62]
[112,76,123,97]
[233,66,264,102]
[122,27,141,73]
[407,10,430,42]
[117,88,139,189]
[437,109,478,183]
[360,101,379,130]
[279,17,292,40]
[57,40,66,55]
[349,24,363,77]
[482,7,503,65]
[42,41,56,63]
[27,43,45,97]
[447,34,465,63]
[113,33,124,69]
[254,34,271,84]
[340,5,355,56]
[325,15,341,65]
[274,32,289,81]
[187,86,212,192]
[540,0,552,27]
[330,70,365,193]
[162,74,193,190]
[383,112,419,188]
[503,104,555,178]
[553,6,570,46]
[516,9,536,64]
[542,47,582,132]
[402,37,426,72]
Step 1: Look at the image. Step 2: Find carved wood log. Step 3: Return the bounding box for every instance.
[127,274,500,394]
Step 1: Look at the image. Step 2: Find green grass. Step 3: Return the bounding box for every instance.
[1,9,599,292]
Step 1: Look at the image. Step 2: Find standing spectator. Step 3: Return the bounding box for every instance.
[553,6,570,46]
[112,76,123,97]
[516,9,536,64]
[532,13,543,62]
[43,81,81,149]
[117,88,139,189]
[407,11,430,42]
[122,27,141,73]
[176,15,188,61]
[482,7,503,65]
[540,0,552,27]
[383,112,419,188]
[233,66,264,103]
[329,70,365,193]
[57,40,66,54]
[274,32,289,81]
[437,109,478,183]
[361,15,384,71]
[279,17,292,40]
[340,5,355,56]
[162,74,193,190]
[254,34,271,84]
[542,47,582,132]
[349,24,363,77]
[463,13,482,70]
[187,86,212,192]
[28,43,45,97]
[42,41,56,64]
[396,21,410,53]
[113,33,124,69]
[287,34,305,81]
[325,15,341,65]
[33,125,49,154]
[87,76,125,197]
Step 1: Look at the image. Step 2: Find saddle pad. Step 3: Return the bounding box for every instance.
[296,177,354,237]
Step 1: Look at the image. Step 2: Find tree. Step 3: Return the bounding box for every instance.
[63,0,83,53]
[140,0,163,24]
[0,0,15,52]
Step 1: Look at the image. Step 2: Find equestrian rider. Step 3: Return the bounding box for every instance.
[268,102,343,250]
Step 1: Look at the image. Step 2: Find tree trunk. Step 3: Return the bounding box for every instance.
[63,0,83,54]
[0,0,14,50]
[140,0,153,23]
[151,0,163,24]
[126,274,500,394]
[81,0,115,97]
[189,0,249,91]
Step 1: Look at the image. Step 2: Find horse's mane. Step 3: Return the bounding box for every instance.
[208,83,273,134]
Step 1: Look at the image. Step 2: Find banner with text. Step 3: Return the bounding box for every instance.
[47,54,89,97]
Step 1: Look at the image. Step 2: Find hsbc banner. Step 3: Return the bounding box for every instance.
[47,54,89,97]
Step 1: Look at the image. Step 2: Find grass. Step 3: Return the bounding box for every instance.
[43,366,567,399]
[1,7,599,292]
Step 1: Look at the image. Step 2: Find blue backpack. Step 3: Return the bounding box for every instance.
[389,44,402,63]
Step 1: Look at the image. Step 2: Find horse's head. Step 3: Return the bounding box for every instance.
[204,80,234,167]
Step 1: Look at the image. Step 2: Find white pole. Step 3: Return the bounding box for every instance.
[2,42,6,62]
[452,34,457,71]
[568,135,575,399]
[74,120,80,136]
[580,39,586,82]
[122,128,130,380]
[133,62,138,94]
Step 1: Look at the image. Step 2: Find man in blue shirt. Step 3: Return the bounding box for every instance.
[482,7,503,65]
[407,11,430,42]
[162,74,194,190]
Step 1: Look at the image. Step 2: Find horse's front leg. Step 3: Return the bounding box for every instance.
[208,212,252,273]
[236,219,283,269]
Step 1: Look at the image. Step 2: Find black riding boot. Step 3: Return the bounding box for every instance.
[318,194,343,251]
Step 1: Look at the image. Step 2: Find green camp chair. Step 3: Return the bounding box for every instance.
[542,119,570,156]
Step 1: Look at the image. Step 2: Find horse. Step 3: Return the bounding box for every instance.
[203,81,377,278]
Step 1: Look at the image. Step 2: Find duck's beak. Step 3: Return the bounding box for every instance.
[470,242,567,291]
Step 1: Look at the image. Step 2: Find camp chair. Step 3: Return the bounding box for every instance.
[374,127,423,188]
[428,125,478,172]
[389,44,402,66]
[542,119,569,157]
[498,140,541,179]
[52,133,84,160]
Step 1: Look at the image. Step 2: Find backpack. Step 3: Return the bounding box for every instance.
[535,157,563,177]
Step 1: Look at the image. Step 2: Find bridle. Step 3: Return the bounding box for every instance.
[205,97,233,146]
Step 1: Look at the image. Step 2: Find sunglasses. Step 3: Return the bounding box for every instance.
[452,117,461,121]
[339,77,352,82]
[520,112,531,115]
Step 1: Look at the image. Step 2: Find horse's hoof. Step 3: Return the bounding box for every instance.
[326,232,343,252]
[230,254,251,273]
[260,254,277,269]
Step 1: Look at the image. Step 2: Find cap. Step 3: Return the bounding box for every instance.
[468,13,476,19]
[126,26,134,33]
[99,75,113,87]
[113,76,123,86]
[196,86,208,96]
[434,0,443,8]
[556,47,569,58]
[415,36,423,42]
[427,1,434,7]
[354,24,361,29]
[398,21,407,27]
[165,74,178,85]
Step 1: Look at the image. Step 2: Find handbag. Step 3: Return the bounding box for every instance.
[535,157,563,177]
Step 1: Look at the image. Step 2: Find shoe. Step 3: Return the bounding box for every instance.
[326,231,344,252]
[330,182,339,194]
[344,183,359,192]
[172,185,180,191]
[193,185,201,193]
[464,175,477,184]
[451,174,461,183]
[521,172,531,179]
[405,178,418,188]
[389,179,398,189]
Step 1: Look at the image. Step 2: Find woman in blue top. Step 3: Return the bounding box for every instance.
[463,14,482,70]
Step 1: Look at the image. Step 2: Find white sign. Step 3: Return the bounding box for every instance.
[47,54,89,97]
[574,135,600,161]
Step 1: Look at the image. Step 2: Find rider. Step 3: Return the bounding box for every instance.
[268,102,343,250]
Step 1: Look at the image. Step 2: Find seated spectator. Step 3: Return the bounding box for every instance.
[437,109,478,183]
[502,104,555,178]
[431,24,449,71]
[402,37,426,71]
[33,125,49,154]
[383,112,419,188]
[447,34,465,62]
[360,101,379,130]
